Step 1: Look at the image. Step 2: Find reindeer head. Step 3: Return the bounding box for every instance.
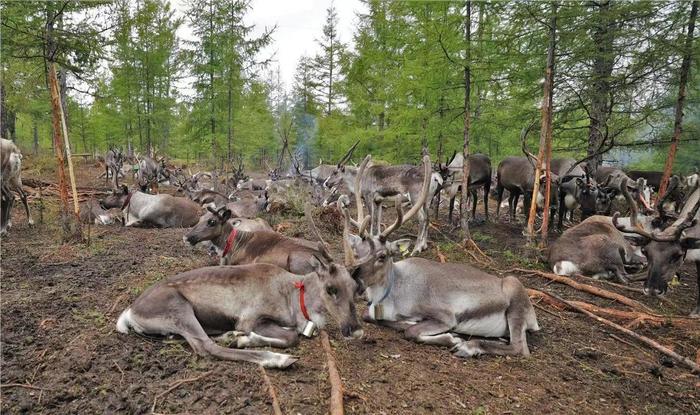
[303,203,363,339]
[185,206,232,246]
[613,179,700,297]
[339,154,431,287]
[324,141,359,189]
[100,185,130,210]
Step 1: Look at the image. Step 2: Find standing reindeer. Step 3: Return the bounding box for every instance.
[105,148,124,188]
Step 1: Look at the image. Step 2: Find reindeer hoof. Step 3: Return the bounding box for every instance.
[451,341,482,358]
[689,308,700,318]
[28,219,35,227]
[264,353,298,369]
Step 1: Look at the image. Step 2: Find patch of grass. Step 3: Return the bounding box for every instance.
[159,341,189,357]
[472,406,488,415]
[73,309,107,327]
[130,271,166,295]
[471,231,493,243]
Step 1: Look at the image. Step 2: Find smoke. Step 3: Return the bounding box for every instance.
[293,112,318,170]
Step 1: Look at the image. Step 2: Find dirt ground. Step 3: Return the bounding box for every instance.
[1,160,699,414]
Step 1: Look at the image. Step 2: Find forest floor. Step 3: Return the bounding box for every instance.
[1,159,699,414]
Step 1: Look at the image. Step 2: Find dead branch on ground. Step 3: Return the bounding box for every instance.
[320,330,344,415]
[258,366,283,415]
[151,370,213,413]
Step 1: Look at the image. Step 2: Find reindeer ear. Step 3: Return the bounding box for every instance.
[220,208,232,222]
[387,238,412,256]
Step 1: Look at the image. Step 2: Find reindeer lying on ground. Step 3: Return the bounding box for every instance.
[116,262,363,368]
[1,138,33,233]
[79,200,120,225]
[340,174,540,357]
[184,206,331,273]
[614,179,700,316]
[101,185,201,228]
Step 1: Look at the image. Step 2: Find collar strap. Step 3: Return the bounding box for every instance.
[369,267,394,306]
[221,227,238,258]
[121,192,133,210]
[294,281,311,321]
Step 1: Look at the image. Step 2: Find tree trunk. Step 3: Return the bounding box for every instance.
[586,0,614,175]
[658,0,698,197]
[33,120,39,154]
[209,0,216,158]
[527,2,557,244]
[460,0,472,239]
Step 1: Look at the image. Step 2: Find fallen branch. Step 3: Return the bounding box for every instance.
[545,291,700,374]
[526,289,697,328]
[574,274,645,294]
[151,370,213,413]
[515,268,654,313]
[320,330,344,415]
[258,366,283,415]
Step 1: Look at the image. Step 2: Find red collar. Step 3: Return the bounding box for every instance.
[121,192,133,210]
[221,227,238,258]
[294,281,311,321]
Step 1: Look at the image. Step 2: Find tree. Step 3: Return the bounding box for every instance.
[659,0,698,197]
[312,2,346,116]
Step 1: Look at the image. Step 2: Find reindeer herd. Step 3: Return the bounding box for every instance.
[1,139,699,369]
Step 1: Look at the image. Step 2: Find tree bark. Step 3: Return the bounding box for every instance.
[527,2,557,244]
[460,0,472,239]
[33,120,39,154]
[586,0,614,175]
[658,0,698,197]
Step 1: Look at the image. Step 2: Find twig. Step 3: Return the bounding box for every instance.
[533,301,563,320]
[320,330,344,415]
[258,366,283,415]
[151,370,213,413]
[574,274,645,294]
[545,291,700,374]
[0,383,46,391]
[609,334,654,359]
[113,360,125,387]
[514,268,654,313]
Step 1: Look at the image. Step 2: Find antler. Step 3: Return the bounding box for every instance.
[304,203,332,257]
[380,196,404,238]
[520,120,539,169]
[337,140,360,167]
[380,155,432,239]
[354,155,371,234]
[613,179,682,242]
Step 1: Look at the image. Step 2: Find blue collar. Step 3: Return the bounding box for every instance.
[369,267,394,306]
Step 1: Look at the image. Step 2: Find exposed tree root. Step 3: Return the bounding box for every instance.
[320,330,344,415]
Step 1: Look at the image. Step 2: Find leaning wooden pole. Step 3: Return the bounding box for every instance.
[527,2,557,243]
[658,0,697,197]
[48,63,82,240]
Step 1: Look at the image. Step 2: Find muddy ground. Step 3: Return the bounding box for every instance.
[1,160,699,414]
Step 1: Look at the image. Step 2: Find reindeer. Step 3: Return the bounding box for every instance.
[595,166,652,213]
[495,156,557,222]
[101,185,201,228]
[339,184,540,357]
[136,156,161,194]
[442,153,492,223]
[548,215,645,283]
[349,154,436,254]
[552,158,599,230]
[613,179,700,316]
[184,206,334,273]
[116,262,363,368]
[79,199,120,225]
[1,138,33,233]
[105,148,124,188]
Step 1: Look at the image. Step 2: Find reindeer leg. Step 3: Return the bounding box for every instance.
[403,320,460,347]
[448,194,456,224]
[470,188,478,220]
[231,321,300,349]
[483,181,490,221]
[495,185,504,218]
[452,288,534,358]
[411,207,429,255]
[13,182,33,226]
